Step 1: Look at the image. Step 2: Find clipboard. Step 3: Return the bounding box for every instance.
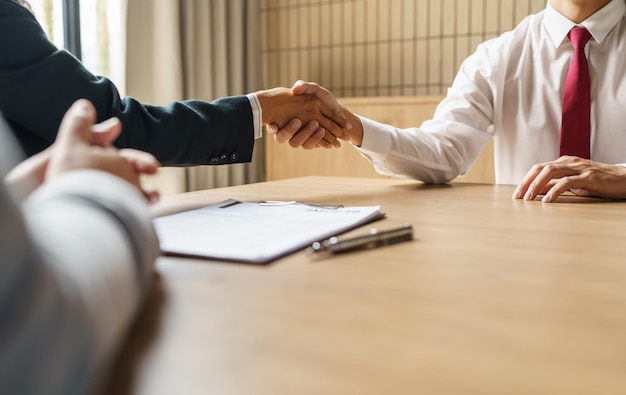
[153,199,384,264]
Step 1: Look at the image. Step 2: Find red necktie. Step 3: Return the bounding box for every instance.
[560,27,592,159]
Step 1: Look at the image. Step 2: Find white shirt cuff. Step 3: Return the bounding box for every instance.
[246,93,263,139]
[355,115,392,160]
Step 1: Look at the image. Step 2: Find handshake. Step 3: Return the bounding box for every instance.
[256,80,364,150]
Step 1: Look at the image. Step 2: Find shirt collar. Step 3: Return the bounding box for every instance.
[544,0,625,47]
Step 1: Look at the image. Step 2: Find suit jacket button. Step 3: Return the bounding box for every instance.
[230,152,239,161]
[220,153,228,162]
[209,157,220,165]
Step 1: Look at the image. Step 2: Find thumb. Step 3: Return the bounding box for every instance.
[292,81,351,131]
[56,99,97,147]
[266,123,279,134]
[291,80,319,96]
[90,117,122,146]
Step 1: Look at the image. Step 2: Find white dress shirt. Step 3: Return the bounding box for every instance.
[246,93,263,139]
[355,0,626,185]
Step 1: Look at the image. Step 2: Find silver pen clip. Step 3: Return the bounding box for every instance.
[308,224,413,255]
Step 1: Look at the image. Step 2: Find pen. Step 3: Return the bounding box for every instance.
[308,224,413,255]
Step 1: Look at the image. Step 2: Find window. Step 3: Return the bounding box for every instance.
[27,0,126,94]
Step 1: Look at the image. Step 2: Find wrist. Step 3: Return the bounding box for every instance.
[254,88,288,125]
[347,112,364,146]
[253,89,271,124]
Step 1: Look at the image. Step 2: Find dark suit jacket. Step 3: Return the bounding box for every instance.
[0,0,254,166]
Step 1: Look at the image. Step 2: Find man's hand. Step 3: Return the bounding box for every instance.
[44,99,161,202]
[258,81,352,149]
[267,81,364,149]
[513,156,626,203]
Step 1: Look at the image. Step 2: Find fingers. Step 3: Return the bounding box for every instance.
[525,164,579,200]
[282,120,322,149]
[541,175,587,203]
[318,94,351,134]
[140,184,160,204]
[514,160,578,200]
[316,110,351,141]
[58,99,121,147]
[45,100,160,203]
[56,99,122,150]
[56,99,97,146]
[91,117,122,146]
[292,80,352,137]
[542,166,626,201]
[268,119,337,149]
[513,163,544,199]
[268,118,302,144]
[511,156,626,202]
[88,150,159,203]
[119,149,160,175]
[309,126,340,149]
[539,179,559,195]
[315,131,335,149]
[266,123,279,135]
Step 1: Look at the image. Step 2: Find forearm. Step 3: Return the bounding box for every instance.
[114,96,255,165]
[354,116,492,184]
[1,2,255,165]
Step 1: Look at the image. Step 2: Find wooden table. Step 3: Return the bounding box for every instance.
[106,177,626,395]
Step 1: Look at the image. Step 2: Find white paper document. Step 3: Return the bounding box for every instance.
[153,199,383,264]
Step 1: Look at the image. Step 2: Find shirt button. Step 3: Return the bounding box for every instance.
[230,152,239,161]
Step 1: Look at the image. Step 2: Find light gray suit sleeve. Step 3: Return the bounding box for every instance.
[0,159,159,393]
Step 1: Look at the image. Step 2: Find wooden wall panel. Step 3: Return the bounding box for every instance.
[262,0,545,96]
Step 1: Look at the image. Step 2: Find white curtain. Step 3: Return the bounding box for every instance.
[125,0,265,194]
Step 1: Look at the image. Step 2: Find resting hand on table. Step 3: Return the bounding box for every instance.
[6,99,160,202]
[513,156,626,203]
[264,81,355,149]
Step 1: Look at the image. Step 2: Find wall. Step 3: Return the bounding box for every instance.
[262,0,546,97]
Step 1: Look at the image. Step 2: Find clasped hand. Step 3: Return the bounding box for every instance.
[261,80,355,149]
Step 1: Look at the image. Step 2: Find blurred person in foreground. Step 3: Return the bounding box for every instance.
[0,99,160,395]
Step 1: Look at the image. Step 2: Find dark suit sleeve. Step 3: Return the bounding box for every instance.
[0,0,254,166]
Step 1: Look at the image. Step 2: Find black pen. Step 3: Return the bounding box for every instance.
[308,224,413,255]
